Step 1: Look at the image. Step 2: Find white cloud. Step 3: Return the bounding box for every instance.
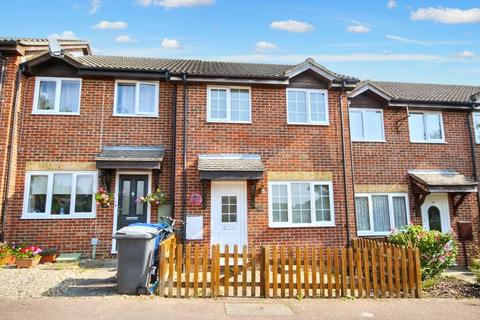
[255,41,278,52]
[453,50,476,59]
[114,35,137,43]
[385,34,431,46]
[270,20,314,33]
[90,0,101,14]
[161,38,183,49]
[92,20,128,30]
[387,0,397,9]
[137,0,214,8]
[411,7,480,24]
[209,53,446,63]
[346,24,371,33]
[48,31,78,40]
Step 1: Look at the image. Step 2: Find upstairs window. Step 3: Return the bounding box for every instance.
[33,77,81,114]
[23,171,96,219]
[287,89,329,125]
[408,111,444,143]
[349,108,385,142]
[474,113,480,143]
[114,81,158,116]
[269,181,334,227]
[355,193,409,236]
[207,87,251,123]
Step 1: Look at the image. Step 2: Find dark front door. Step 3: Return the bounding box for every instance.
[117,175,148,230]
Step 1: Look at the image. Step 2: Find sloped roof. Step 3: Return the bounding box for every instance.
[96,146,164,161]
[74,55,357,81]
[0,37,89,45]
[352,81,480,105]
[198,154,264,172]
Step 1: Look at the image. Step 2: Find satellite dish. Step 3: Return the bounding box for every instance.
[47,37,64,58]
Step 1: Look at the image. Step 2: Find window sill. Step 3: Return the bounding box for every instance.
[287,122,330,126]
[357,231,391,237]
[207,119,252,124]
[410,141,447,144]
[113,114,158,118]
[32,112,80,116]
[351,139,386,143]
[21,213,96,220]
[269,222,336,228]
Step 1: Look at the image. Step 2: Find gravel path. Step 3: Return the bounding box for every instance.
[0,262,117,298]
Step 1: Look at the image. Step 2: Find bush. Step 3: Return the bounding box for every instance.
[388,224,458,281]
[471,259,480,283]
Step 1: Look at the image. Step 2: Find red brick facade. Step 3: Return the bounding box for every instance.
[0,42,478,266]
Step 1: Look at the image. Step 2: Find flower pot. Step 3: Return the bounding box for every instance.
[0,255,16,266]
[16,256,41,268]
[40,254,58,264]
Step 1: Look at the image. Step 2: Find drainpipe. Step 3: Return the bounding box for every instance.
[0,53,6,99]
[181,74,188,248]
[0,63,24,241]
[467,97,480,222]
[347,98,358,240]
[170,84,177,219]
[339,81,351,247]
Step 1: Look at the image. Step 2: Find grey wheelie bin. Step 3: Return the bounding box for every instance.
[113,225,161,295]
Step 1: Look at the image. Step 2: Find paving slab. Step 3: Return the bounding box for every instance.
[225,302,294,316]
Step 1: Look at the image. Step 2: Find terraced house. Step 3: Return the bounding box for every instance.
[0,37,479,265]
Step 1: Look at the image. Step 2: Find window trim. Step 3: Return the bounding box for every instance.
[32,77,82,115]
[355,192,410,236]
[22,171,97,219]
[349,107,386,142]
[286,88,329,125]
[268,180,335,228]
[113,80,159,117]
[408,110,445,143]
[473,112,480,144]
[206,86,252,123]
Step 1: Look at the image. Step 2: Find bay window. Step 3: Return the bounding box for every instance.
[23,171,97,219]
[269,181,334,227]
[355,193,409,236]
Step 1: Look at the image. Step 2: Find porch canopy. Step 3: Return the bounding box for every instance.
[95,146,164,170]
[198,154,265,209]
[409,170,478,216]
[198,154,264,180]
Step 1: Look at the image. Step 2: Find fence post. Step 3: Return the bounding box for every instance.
[260,246,266,297]
[414,248,423,298]
[157,243,166,296]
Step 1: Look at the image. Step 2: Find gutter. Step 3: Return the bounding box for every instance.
[0,63,24,241]
[339,81,351,247]
[181,74,188,248]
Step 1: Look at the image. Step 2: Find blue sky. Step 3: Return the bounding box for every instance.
[1,0,480,84]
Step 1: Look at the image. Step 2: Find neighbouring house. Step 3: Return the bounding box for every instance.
[0,37,478,266]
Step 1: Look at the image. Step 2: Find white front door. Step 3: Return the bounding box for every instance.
[211,181,247,252]
[421,193,451,233]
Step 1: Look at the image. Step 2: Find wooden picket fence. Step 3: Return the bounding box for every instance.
[156,240,422,299]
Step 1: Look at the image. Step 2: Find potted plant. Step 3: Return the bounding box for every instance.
[95,187,114,208]
[39,247,59,264]
[138,188,170,219]
[15,245,42,268]
[0,242,16,266]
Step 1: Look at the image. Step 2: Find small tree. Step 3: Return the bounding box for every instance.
[388,225,458,280]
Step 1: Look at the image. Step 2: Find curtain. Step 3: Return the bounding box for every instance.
[117,83,136,114]
[59,80,80,112]
[75,175,94,213]
[28,175,48,213]
[139,84,156,114]
[392,196,408,229]
[350,111,364,139]
[52,174,72,215]
[355,197,370,231]
[365,110,383,140]
[372,195,390,232]
[38,81,56,110]
[408,113,426,141]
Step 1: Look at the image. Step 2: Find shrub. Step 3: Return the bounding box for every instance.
[388,224,458,281]
[471,259,480,283]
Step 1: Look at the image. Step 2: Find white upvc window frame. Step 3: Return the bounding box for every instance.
[286,88,329,125]
[355,193,410,236]
[113,80,159,117]
[268,180,335,228]
[22,171,98,219]
[32,77,82,115]
[473,112,480,144]
[408,110,445,143]
[349,107,386,142]
[206,86,252,123]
